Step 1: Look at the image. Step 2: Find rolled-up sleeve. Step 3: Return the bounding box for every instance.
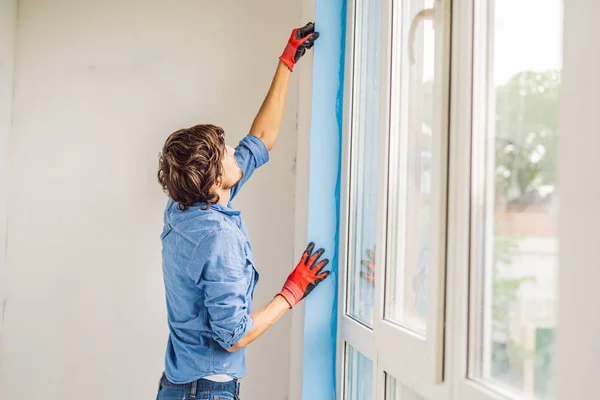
[230,134,270,200]
[190,229,253,349]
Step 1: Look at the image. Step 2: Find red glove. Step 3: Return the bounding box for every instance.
[279,22,320,71]
[360,247,376,287]
[278,242,330,308]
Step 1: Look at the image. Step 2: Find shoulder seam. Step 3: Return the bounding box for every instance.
[170,225,199,245]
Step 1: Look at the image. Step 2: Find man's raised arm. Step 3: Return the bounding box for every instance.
[250,23,319,151]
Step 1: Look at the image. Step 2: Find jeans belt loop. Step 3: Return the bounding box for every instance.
[189,380,197,398]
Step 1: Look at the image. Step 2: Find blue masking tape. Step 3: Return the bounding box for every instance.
[302,0,347,399]
[331,1,347,398]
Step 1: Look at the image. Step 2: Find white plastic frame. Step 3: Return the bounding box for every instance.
[450,0,558,400]
[337,0,452,398]
[335,1,599,400]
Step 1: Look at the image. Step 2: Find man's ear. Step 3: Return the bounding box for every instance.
[212,177,222,191]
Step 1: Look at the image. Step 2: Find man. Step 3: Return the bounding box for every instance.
[155,23,329,400]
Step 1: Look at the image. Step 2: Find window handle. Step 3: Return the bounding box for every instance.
[408,7,435,64]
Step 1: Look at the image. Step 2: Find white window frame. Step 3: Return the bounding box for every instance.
[447,0,505,398]
[555,4,600,399]
[449,0,561,399]
[336,0,600,399]
[0,0,16,357]
[337,0,452,398]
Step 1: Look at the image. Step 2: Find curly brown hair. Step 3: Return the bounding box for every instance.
[158,124,226,211]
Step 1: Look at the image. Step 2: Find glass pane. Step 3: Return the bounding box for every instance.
[470,1,562,399]
[346,345,373,400]
[386,0,436,334]
[386,374,425,400]
[347,0,381,327]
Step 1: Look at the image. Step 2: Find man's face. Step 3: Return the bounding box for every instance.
[219,144,243,190]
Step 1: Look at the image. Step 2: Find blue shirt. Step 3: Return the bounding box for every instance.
[160,134,269,383]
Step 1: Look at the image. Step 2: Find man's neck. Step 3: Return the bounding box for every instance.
[216,189,231,206]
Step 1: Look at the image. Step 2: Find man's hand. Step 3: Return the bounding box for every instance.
[279,22,320,71]
[278,242,331,308]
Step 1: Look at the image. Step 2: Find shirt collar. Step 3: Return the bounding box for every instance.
[210,202,241,216]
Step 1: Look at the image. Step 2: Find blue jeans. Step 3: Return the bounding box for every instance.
[156,374,241,400]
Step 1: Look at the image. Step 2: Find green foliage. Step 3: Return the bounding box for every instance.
[493,231,535,335]
[491,229,536,388]
[423,70,560,202]
[491,70,559,397]
[421,68,558,397]
[495,70,560,202]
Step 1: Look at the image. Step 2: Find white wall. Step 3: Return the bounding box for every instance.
[2,1,301,399]
[557,0,600,398]
[0,0,16,383]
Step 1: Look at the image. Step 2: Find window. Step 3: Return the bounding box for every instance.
[346,346,374,400]
[339,0,450,397]
[468,0,562,399]
[386,0,437,336]
[346,0,381,328]
[386,375,425,400]
[338,0,562,399]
